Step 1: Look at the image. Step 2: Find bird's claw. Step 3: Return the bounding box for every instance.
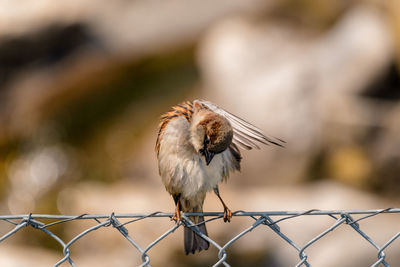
[171,209,182,223]
[223,207,232,223]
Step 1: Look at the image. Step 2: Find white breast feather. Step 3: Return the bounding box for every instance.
[158,117,237,200]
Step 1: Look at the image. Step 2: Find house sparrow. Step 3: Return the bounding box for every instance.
[155,100,284,254]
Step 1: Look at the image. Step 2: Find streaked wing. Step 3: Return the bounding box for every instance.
[195,100,285,150]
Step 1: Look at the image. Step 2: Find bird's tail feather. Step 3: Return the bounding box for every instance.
[184,215,209,254]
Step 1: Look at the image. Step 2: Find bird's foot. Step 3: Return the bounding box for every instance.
[171,209,182,223]
[223,206,232,223]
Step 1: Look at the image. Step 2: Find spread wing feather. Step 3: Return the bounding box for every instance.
[195,100,285,150]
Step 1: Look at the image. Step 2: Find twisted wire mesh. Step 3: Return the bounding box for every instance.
[0,208,399,267]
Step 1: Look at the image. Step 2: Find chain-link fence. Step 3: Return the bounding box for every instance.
[0,208,399,267]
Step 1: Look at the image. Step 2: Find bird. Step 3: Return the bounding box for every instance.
[155,99,284,255]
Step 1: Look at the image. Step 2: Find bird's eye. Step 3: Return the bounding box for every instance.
[199,136,210,155]
[204,136,210,145]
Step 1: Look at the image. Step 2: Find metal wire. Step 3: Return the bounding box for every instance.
[0,208,399,267]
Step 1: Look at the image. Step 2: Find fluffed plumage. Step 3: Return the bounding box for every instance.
[156,99,284,254]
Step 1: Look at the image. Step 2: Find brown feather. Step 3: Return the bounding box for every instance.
[155,101,194,156]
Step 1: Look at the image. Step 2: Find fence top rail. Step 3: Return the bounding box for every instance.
[0,208,399,220]
[0,207,399,267]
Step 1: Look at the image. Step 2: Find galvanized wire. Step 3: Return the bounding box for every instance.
[0,208,399,267]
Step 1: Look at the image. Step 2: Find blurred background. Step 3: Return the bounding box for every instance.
[0,0,400,266]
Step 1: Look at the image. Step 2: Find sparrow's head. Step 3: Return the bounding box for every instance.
[191,102,233,165]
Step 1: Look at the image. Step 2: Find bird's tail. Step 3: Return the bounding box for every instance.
[184,212,209,254]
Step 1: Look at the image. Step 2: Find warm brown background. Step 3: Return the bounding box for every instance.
[0,0,400,266]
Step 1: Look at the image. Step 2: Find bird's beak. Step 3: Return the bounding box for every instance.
[204,149,215,166]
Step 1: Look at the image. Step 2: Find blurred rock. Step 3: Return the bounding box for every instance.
[198,5,395,184]
[0,0,277,54]
[0,0,278,144]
